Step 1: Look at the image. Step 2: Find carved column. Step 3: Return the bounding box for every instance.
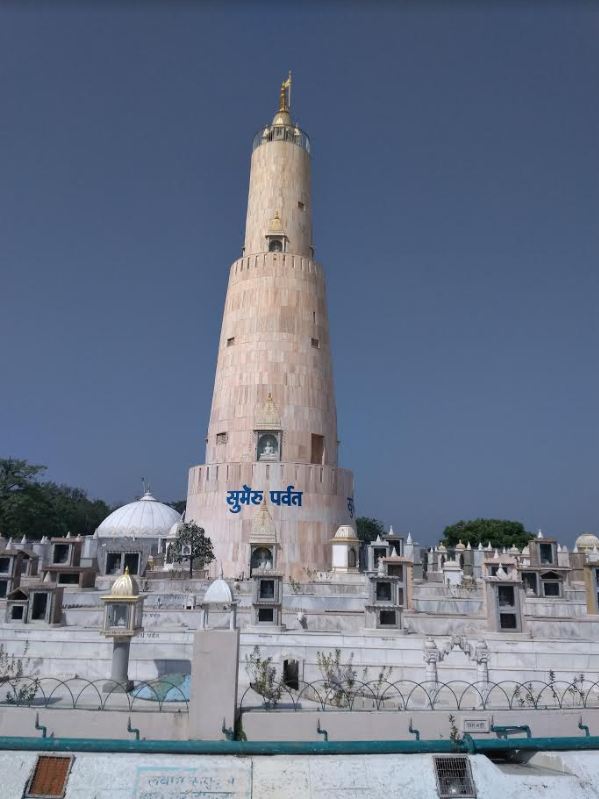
[424,637,440,684]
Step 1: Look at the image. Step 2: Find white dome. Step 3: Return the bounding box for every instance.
[576,533,599,552]
[96,491,181,539]
[334,525,358,541]
[203,578,233,605]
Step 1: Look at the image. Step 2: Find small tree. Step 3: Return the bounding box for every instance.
[245,646,283,707]
[0,644,39,705]
[316,648,366,707]
[442,518,533,550]
[356,516,385,544]
[170,521,215,578]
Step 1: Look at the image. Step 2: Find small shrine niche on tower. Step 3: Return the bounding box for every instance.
[255,394,282,463]
[256,432,280,462]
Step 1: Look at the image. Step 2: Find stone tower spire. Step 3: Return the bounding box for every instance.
[243,75,312,259]
[186,79,354,579]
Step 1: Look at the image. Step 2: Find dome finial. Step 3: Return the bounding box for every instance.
[110,565,138,597]
[279,71,292,113]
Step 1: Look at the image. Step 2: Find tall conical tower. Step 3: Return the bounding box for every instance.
[186,77,355,579]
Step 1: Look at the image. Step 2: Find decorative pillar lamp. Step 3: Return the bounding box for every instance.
[331,525,360,573]
[200,575,237,631]
[101,567,144,692]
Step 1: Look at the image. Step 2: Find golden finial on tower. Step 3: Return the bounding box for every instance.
[279,71,292,113]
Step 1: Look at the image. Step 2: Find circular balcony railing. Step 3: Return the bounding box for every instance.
[252,123,311,154]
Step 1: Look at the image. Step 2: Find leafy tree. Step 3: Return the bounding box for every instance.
[41,482,111,538]
[167,500,187,515]
[0,457,111,539]
[442,518,534,550]
[356,516,385,544]
[0,458,46,498]
[170,521,215,577]
[0,458,52,537]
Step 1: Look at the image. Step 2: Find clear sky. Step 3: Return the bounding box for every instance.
[1,2,598,545]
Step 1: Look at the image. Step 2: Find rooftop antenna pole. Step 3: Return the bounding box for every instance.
[141,477,146,495]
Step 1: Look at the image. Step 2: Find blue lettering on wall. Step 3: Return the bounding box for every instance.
[225,485,303,513]
[347,497,355,518]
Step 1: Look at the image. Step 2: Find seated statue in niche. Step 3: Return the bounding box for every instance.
[251,547,273,573]
[257,433,279,462]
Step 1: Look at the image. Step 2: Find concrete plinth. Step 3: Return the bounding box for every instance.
[190,628,240,740]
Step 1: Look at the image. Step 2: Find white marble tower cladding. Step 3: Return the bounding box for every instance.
[186,78,355,579]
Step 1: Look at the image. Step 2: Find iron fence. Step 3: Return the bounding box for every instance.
[240,676,599,713]
[0,676,189,712]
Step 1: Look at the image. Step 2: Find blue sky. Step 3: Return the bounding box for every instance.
[1,2,598,545]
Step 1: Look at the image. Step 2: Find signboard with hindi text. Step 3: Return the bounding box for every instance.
[225,485,302,513]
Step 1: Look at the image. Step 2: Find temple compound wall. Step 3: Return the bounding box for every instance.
[3,750,599,799]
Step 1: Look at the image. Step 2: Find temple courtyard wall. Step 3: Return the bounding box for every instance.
[4,623,599,685]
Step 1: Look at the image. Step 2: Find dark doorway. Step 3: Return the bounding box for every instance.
[106,553,121,574]
[53,545,69,564]
[376,582,392,602]
[259,580,275,599]
[124,553,140,575]
[311,434,324,464]
[31,593,48,621]
[283,659,299,690]
[58,573,79,585]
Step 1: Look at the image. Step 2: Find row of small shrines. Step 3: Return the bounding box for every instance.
[2,525,599,636]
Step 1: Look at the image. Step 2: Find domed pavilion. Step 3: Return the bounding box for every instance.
[94,491,182,577]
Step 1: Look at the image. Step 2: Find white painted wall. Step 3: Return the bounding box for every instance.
[2,751,599,799]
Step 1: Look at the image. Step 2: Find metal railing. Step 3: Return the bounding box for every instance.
[252,123,311,154]
[0,676,189,712]
[240,676,599,713]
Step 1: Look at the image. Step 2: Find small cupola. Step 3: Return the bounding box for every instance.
[266,212,288,253]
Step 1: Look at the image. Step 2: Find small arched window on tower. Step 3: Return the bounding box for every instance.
[268,239,283,253]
